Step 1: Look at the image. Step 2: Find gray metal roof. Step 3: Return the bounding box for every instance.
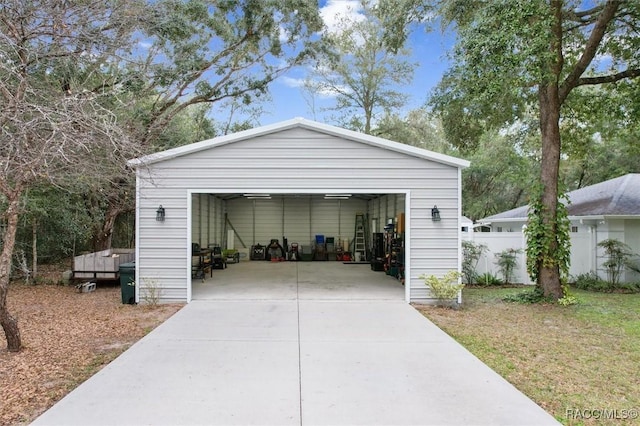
[483,174,640,221]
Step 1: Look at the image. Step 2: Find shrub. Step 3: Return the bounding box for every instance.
[495,248,522,285]
[474,272,503,286]
[598,239,634,287]
[617,282,640,293]
[503,287,550,304]
[139,277,163,306]
[420,270,464,301]
[570,272,640,293]
[462,241,487,285]
[571,272,610,292]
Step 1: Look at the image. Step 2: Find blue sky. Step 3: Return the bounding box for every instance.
[242,0,455,126]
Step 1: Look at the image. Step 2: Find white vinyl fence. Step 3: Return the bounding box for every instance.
[466,231,595,285]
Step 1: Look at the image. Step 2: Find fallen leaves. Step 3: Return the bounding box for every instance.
[0,282,183,425]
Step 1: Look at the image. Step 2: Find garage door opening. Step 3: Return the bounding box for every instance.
[189,192,408,301]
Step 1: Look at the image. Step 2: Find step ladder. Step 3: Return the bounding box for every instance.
[353,213,368,261]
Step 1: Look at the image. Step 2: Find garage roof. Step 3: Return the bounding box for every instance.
[128,117,470,169]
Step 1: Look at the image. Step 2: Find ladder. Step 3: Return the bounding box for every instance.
[353,213,368,261]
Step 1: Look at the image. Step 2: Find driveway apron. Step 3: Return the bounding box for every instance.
[33,262,558,425]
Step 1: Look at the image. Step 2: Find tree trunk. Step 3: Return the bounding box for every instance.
[93,207,120,251]
[32,219,38,280]
[537,84,564,300]
[0,197,23,352]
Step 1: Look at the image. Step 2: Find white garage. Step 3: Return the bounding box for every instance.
[128,118,469,304]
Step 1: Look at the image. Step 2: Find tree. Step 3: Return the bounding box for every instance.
[380,0,640,300]
[0,0,323,351]
[306,1,416,134]
[462,129,537,221]
[560,81,640,190]
[374,108,455,153]
[89,0,323,250]
[0,0,144,351]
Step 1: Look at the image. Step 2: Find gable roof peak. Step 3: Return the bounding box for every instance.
[128,118,470,169]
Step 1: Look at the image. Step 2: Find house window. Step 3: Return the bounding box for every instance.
[496,226,503,232]
[571,226,578,233]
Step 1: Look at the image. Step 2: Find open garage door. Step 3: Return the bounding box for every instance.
[189,192,408,302]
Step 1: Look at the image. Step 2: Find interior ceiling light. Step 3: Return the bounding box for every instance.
[243,193,271,197]
[324,194,351,198]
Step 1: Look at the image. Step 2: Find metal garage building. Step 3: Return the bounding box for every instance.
[128,118,469,304]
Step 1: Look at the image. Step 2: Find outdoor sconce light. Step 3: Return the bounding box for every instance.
[431,205,441,222]
[156,205,165,222]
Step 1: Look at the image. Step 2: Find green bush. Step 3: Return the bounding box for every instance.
[420,270,464,300]
[462,241,487,285]
[571,272,610,292]
[495,248,522,285]
[598,239,633,287]
[570,271,640,293]
[474,272,503,286]
[503,287,550,304]
[617,282,640,293]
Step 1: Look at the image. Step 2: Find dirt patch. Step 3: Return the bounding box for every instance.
[0,282,183,425]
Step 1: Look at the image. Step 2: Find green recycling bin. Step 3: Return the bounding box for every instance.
[119,262,136,304]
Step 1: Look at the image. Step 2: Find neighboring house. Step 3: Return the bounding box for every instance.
[128,118,470,304]
[474,174,640,284]
[461,216,474,237]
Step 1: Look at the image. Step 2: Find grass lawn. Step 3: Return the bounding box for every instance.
[416,287,640,425]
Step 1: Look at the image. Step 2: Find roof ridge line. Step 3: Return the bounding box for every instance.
[606,174,631,213]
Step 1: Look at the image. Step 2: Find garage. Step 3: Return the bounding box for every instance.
[129,118,469,304]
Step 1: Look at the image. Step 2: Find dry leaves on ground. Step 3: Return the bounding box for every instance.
[0,282,183,426]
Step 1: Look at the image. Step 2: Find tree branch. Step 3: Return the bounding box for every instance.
[576,68,640,86]
[559,0,620,102]
[562,4,605,22]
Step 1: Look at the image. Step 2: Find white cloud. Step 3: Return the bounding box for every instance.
[319,0,366,34]
[281,76,306,88]
[315,83,351,98]
[281,75,349,100]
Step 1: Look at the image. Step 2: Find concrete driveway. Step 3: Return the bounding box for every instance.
[33,262,558,425]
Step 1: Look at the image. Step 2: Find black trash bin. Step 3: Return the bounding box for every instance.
[119,262,136,304]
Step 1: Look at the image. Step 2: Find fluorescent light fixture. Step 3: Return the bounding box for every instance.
[324,194,351,198]
[243,193,271,198]
[324,196,349,200]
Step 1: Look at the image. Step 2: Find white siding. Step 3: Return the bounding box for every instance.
[136,127,462,303]
[191,193,201,246]
[625,220,640,282]
[284,197,312,251]
[224,196,369,258]
[191,193,226,249]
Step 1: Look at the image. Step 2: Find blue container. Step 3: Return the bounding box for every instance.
[315,235,325,244]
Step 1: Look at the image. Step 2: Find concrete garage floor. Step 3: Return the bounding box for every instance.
[33,262,558,426]
[192,260,406,301]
